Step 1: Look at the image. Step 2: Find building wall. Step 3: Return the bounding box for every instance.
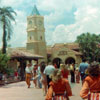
[8,60,18,71]
[26,15,47,62]
[26,14,81,64]
[50,47,82,65]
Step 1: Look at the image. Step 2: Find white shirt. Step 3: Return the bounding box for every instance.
[37,66,41,75]
[44,65,55,75]
[25,66,33,73]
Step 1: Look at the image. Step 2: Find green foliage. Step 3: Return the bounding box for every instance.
[0,52,12,75]
[4,67,14,76]
[76,32,100,62]
[0,7,16,54]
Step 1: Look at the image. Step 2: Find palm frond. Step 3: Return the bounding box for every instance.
[4,16,13,40]
[0,6,16,53]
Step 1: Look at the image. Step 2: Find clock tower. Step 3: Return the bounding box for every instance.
[26,5,47,62]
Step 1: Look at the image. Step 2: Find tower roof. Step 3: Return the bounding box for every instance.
[31,5,40,15]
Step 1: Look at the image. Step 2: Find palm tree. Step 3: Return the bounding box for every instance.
[0,7,16,54]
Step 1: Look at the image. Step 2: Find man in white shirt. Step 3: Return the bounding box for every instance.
[44,62,55,88]
[25,63,33,88]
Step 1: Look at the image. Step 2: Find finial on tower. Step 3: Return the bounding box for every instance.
[31,5,40,15]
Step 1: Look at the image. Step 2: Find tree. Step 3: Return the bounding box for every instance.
[76,32,100,62]
[0,52,14,75]
[0,51,9,73]
[0,7,16,54]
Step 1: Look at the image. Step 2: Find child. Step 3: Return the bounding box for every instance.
[80,62,100,100]
[14,70,18,81]
[60,64,69,79]
[75,67,80,83]
[45,69,72,100]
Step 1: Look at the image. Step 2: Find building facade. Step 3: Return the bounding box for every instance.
[26,5,82,66]
[26,5,47,62]
[7,5,82,70]
[47,43,82,67]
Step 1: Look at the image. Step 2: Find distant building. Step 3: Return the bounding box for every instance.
[7,5,82,68]
[47,43,82,67]
[26,5,82,66]
[26,5,47,63]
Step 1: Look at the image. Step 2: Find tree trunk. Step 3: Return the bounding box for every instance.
[2,21,7,54]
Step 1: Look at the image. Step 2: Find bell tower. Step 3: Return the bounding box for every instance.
[26,5,47,62]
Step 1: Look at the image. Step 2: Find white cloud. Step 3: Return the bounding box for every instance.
[10,10,27,47]
[37,0,76,12]
[1,0,24,7]
[1,0,100,47]
[52,0,100,44]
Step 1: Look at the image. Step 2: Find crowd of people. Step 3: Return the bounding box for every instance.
[25,60,100,100]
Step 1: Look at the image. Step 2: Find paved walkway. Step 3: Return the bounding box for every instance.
[70,83,82,100]
[0,81,82,100]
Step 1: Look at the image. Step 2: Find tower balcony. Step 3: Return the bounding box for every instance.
[27,28,36,32]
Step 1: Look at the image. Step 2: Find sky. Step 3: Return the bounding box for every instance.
[0,0,100,47]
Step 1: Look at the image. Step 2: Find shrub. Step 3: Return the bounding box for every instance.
[0,52,11,74]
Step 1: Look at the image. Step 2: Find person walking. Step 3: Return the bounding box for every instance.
[37,64,42,88]
[53,63,57,69]
[40,62,47,96]
[17,66,21,81]
[45,69,72,100]
[44,62,55,88]
[25,62,33,88]
[75,67,80,83]
[60,64,69,79]
[33,63,38,88]
[80,62,100,100]
[14,70,18,81]
[70,63,75,83]
[79,59,89,83]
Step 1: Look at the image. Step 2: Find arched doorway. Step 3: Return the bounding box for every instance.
[65,57,75,64]
[52,58,62,68]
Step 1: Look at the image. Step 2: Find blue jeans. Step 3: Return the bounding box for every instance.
[80,73,87,81]
[37,75,42,88]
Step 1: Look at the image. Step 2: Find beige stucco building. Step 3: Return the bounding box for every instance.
[3,5,83,81]
[7,5,82,69]
[26,5,47,63]
[26,5,82,66]
[47,43,82,67]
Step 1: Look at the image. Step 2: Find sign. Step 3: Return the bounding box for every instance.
[58,51,67,56]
